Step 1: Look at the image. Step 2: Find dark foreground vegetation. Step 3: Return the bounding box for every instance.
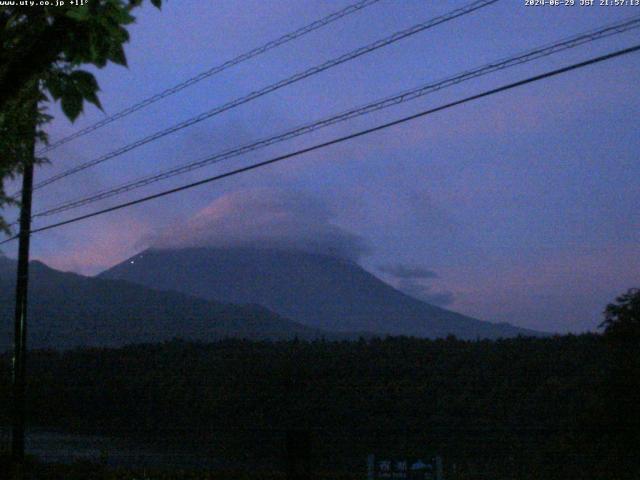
[1,325,638,479]
[0,455,357,480]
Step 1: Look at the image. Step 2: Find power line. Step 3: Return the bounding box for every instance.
[29,15,640,220]
[29,0,499,192]
[37,0,383,155]
[2,43,637,246]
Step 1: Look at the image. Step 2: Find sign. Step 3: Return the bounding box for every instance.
[367,454,443,480]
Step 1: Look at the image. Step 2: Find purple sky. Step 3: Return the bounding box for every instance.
[2,0,639,333]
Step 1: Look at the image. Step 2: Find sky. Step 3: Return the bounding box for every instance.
[2,0,639,334]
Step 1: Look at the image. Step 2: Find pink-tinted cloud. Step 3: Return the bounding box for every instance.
[33,217,152,276]
[443,243,640,332]
[146,188,370,261]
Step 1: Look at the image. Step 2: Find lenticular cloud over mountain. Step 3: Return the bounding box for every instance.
[148,188,369,261]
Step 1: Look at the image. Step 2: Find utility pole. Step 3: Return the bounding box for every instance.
[11,98,37,480]
[285,429,312,480]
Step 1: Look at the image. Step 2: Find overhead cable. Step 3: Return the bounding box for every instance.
[38,0,384,154]
[30,0,499,191]
[31,15,640,219]
[2,43,636,245]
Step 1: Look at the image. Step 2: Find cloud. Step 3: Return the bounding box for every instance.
[378,263,438,280]
[32,216,152,276]
[395,278,455,307]
[446,242,640,333]
[147,188,370,261]
[376,262,454,306]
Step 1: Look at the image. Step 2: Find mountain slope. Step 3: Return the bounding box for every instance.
[100,247,542,339]
[0,258,335,350]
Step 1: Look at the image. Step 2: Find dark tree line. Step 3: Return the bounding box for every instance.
[0,334,632,478]
[1,289,638,478]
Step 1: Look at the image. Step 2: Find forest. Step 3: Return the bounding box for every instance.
[0,329,638,479]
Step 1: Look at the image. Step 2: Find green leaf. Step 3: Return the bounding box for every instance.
[107,3,135,25]
[70,70,103,111]
[69,70,98,95]
[65,6,91,21]
[60,92,83,122]
[88,32,111,66]
[151,0,162,9]
[45,73,66,100]
[109,44,127,67]
[84,89,103,111]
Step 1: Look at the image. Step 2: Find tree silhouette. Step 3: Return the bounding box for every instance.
[596,288,640,479]
[600,288,640,340]
[0,0,163,233]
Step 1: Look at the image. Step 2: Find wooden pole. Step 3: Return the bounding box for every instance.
[11,98,36,480]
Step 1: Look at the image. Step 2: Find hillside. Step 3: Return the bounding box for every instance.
[101,247,542,339]
[0,258,335,350]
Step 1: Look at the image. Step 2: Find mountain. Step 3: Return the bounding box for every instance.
[0,258,338,350]
[100,247,543,339]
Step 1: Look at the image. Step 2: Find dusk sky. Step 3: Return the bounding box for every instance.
[2,0,639,334]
